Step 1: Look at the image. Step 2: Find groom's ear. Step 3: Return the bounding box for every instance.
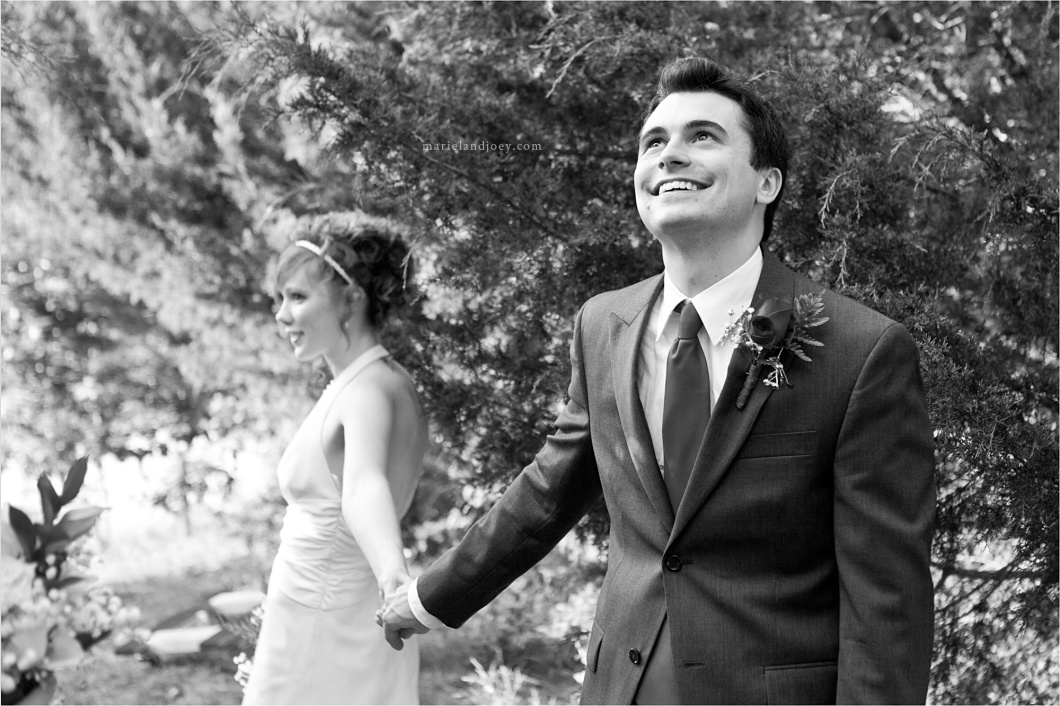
[755,167,783,205]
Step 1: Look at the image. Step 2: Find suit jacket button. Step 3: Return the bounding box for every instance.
[665,554,683,572]
[629,649,641,665]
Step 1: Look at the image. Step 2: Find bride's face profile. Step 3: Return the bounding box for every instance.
[274,263,349,364]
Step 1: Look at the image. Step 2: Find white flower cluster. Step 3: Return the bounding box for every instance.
[233,652,254,691]
[230,601,264,693]
[722,306,759,349]
[66,586,139,642]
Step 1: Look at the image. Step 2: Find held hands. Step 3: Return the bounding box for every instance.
[375,572,429,651]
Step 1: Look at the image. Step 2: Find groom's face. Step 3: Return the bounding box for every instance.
[634,91,775,244]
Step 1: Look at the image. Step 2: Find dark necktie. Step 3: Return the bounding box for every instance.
[663,300,711,513]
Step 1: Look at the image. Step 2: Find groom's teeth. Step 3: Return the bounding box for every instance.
[659,180,701,193]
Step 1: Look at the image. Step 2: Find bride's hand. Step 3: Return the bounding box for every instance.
[378,569,411,605]
[374,573,429,651]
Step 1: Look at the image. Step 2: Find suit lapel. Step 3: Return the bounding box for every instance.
[609,275,676,531]
[671,249,796,540]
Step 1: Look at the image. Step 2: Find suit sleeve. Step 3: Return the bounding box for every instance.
[417,305,603,628]
[834,323,936,704]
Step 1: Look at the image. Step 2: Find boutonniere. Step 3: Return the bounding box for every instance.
[722,292,829,410]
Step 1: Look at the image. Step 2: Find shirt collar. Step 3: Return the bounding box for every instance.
[657,247,764,344]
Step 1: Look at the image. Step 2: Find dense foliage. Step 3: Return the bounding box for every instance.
[1,2,1056,702]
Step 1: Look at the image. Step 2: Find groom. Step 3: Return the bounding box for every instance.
[381,57,935,704]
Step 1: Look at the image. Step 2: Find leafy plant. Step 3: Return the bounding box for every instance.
[2,456,139,702]
[7,458,102,588]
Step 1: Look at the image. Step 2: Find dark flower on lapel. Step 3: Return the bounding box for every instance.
[748,299,793,349]
[723,292,829,410]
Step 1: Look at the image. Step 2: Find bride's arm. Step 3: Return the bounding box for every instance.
[335,382,409,599]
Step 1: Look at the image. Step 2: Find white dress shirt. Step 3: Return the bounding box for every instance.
[641,248,763,474]
[407,249,764,629]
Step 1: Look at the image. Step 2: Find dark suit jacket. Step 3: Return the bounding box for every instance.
[418,248,936,704]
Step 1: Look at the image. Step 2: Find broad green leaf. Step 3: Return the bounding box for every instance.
[55,574,88,589]
[59,456,90,505]
[47,630,85,669]
[8,505,38,557]
[62,576,95,599]
[37,474,60,527]
[57,506,106,523]
[10,627,48,668]
[55,515,99,541]
[1,507,25,558]
[43,537,73,555]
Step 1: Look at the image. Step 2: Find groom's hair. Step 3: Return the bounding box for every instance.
[644,57,789,242]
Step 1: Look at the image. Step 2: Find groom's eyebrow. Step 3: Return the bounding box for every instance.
[684,119,728,137]
[638,125,669,150]
[638,119,729,145]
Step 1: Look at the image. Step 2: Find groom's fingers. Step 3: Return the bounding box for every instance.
[383,625,405,651]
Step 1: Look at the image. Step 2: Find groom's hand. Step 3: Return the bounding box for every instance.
[375,578,429,651]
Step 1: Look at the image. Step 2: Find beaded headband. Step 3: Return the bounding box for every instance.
[294,240,354,286]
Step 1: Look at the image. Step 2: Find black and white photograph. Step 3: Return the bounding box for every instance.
[1,2,1056,704]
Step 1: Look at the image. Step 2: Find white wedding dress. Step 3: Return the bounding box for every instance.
[243,346,423,705]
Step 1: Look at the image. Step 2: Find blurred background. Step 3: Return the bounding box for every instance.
[1,1,1056,703]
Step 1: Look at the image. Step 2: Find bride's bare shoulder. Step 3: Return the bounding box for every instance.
[339,357,417,403]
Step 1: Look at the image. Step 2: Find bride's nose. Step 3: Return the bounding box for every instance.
[275,300,292,325]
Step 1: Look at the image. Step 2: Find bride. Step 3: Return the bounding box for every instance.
[243,215,426,705]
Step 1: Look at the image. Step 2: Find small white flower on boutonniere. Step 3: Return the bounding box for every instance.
[722,291,829,410]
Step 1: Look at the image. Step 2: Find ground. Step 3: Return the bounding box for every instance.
[57,556,583,705]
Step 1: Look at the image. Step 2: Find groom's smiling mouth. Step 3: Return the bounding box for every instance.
[653,178,711,195]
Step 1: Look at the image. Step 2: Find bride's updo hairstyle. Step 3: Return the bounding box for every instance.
[275,212,413,329]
